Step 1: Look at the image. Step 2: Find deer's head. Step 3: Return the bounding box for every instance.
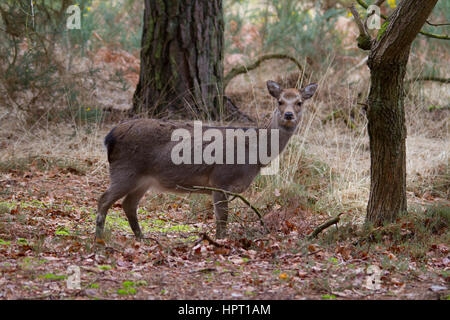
[267,80,318,129]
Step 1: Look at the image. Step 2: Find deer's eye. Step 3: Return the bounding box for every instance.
[278,100,284,105]
[297,101,303,107]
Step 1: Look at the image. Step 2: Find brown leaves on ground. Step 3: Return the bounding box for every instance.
[0,167,448,300]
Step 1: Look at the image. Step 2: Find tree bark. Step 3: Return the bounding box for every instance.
[132,0,224,119]
[365,0,438,225]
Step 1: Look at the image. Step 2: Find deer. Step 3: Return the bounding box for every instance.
[95,80,318,241]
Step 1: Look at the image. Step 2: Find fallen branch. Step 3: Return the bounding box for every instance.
[180,185,269,234]
[322,109,357,130]
[197,232,229,248]
[224,53,307,91]
[407,76,450,84]
[308,213,345,240]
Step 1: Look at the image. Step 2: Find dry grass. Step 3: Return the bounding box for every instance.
[0,44,448,227]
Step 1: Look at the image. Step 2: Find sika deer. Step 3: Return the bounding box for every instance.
[96,81,318,240]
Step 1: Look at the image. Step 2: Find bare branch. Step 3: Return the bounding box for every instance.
[349,4,372,50]
[426,20,450,27]
[177,185,269,233]
[349,4,368,36]
[224,53,306,91]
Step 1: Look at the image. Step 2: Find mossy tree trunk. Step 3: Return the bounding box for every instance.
[132,0,224,119]
[365,0,438,226]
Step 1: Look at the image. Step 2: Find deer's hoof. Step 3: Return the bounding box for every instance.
[216,230,228,239]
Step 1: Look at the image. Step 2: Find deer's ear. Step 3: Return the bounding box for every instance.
[267,80,282,99]
[300,83,318,100]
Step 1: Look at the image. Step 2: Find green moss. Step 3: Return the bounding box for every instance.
[377,21,389,41]
[55,227,70,236]
[357,34,372,50]
[154,42,162,60]
[118,281,138,295]
[42,273,66,280]
[98,265,112,271]
[0,239,11,246]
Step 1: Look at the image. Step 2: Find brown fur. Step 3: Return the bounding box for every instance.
[96,81,318,240]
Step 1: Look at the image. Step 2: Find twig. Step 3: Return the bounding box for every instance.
[426,21,450,27]
[178,185,269,233]
[224,53,307,91]
[142,236,164,248]
[350,5,368,36]
[307,249,323,257]
[307,213,345,240]
[349,4,372,50]
[197,232,230,248]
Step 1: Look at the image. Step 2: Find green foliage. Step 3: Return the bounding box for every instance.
[0,239,11,246]
[0,0,142,118]
[17,238,28,245]
[117,280,139,295]
[97,265,112,271]
[42,273,66,280]
[225,0,345,67]
[377,21,389,41]
[55,227,70,236]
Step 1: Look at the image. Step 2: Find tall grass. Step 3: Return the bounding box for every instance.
[0,0,448,228]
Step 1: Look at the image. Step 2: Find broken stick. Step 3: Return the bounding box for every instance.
[308,212,345,240]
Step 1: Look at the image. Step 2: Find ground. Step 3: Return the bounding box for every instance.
[0,164,448,300]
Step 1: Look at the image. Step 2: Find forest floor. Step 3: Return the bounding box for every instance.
[0,32,448,300]
[0,163,448,300]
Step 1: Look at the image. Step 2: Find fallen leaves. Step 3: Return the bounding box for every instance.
[0,168,448,300]
[279,273,288,280]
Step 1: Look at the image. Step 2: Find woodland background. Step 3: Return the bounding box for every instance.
[0,0,448,300]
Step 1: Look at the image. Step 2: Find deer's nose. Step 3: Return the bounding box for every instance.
[284,112,294,120]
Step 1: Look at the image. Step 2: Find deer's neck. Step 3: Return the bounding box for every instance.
[266,112,297,154]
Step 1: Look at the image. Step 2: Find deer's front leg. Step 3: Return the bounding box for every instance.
[213,191,228,239]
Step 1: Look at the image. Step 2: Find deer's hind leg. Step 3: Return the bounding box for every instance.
[96,171,139,241]
[122,182,151,240]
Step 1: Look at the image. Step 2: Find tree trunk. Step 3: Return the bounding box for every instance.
[366,58,408,225]
[365,0,438,226]
[132,0,224,119]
